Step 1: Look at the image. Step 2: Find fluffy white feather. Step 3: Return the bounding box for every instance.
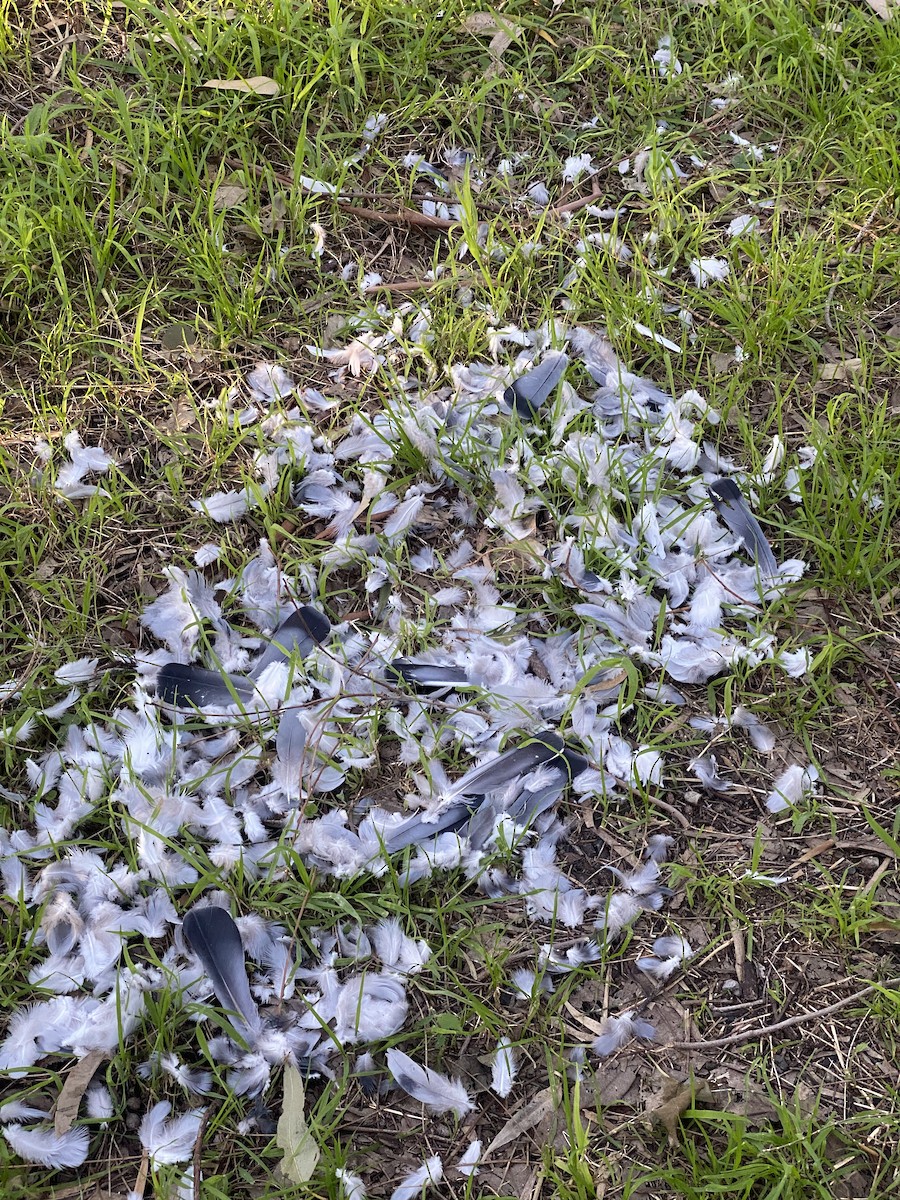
[490,1037,517,1098]
[457,1139,482,1176]
[390,1155,443,1200]
[386,1048,473,1116]
[139,1100,205,1166]
[2,1123,89,1168]
[592,1010,656,1056]
[336,1167,367,1200]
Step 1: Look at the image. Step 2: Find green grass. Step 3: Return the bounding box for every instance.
[1,0,900,1196]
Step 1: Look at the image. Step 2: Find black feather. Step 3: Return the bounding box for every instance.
[708,478,778,575]
[503,351,569,416]
[182,906,260,1031]
[385,659,471,694]
[250,606,331,678]
[156,663,256,709]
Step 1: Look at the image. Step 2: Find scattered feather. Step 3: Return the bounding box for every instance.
[386,1049,473,1116]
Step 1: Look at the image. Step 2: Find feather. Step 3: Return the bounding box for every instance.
[385,660,471,694]
[41,890,84,957]
[2,1123,89,1169]
[337,1167,367,1200]
[386,1048,473,1116]
[334,972,408,1044]
[591,1010,656,1056]
[156,663,256,710]
[139,1100,205,1167]
[644,834,675,863]
[370,918,430,975]
[390,1155,443,1200]
[54,657,98,685]
[708,478,778,575]
[490,1037,517,1098]
[503,351,569,416]
[272,711,308,802]
[766,764,819,813]
[249,607,330,678]
[457,1139,482,1177]
[182,906,260,1032]
[448,734,585,800]
[689,754,732,793]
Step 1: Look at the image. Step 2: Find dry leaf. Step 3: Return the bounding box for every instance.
[54,1049,106,1135]
[203,76,280,97]
[159,322,198,351]
[861,0,898,18]
[644,1070,713,1146]
[276,1064,320,1185]
[820,358,863,382]
[483,1086,555,1158]
[213,183,249,210]
[461,11,522,57]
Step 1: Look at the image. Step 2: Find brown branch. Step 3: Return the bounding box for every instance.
[336,203,459,229]
[665,975,900,1052]
[551,182,604,215]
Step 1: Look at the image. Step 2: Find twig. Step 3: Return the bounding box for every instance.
[337,203,459,229]
[366,276,473,293]
[665,974,900,1051]
[551,182,603,215]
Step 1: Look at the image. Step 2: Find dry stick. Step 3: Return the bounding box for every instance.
[665,974,900,1052]
[336,202,459,230]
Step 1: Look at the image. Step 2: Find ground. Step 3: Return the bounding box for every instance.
[1,0,900,1198]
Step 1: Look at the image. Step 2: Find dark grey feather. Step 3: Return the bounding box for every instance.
[182,906,260,1032]
[385,660,471,694]
[503,351,569,416]
[249,606,331,678]
[156,663,257,709]
[708,478,778,575]
[448,732,586,799]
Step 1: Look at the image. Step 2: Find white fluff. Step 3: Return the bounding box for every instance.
[457,1139,482,1176]
[337,1167,367,1199]
[390,1156,443,1200]
[371,918,430,975]
[54,658,98,685]
[2,1123,89,1168]
[138,1100,205,1166]
[636,935,693,981]
[386,1048,473,1116]
[592,1009,656,1056]
[490,1037,517,1098]
[766,764,819,813]
[689,257,729,288]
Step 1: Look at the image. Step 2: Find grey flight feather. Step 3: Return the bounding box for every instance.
[448,733,586,799]
[182,906,260,1032]
[249,606,331,678]
[156,663,257,709]
[708,478,778,575]
[385,660,471,694]
[503,351,569,416]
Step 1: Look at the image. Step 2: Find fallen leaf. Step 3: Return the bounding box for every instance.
[483,1086,555,1158]
[203,76,280,97]
[159,323,198,350]
[213,182,249,210]
[644,1070,713,1146]
[461,11,522,57]
[710,350,737,375]
[276,1063,320,1184]
[861,0,898,18]
[54,1049,106,1134]
[819,358,863,382]
[885,320,900,342]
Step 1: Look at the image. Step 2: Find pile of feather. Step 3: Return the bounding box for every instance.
[0,316,820,1192]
